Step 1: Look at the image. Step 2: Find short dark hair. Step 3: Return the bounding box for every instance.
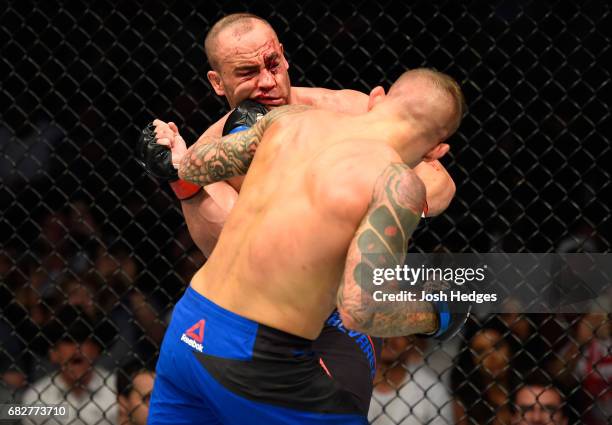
[204,13,273,70]
[117,358,156,397]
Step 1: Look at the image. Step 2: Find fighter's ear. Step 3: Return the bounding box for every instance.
[367,86,386,111]
[207,70,225,97]
[423,143,450,162]
[280,44,289,70]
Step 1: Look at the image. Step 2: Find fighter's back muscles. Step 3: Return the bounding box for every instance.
[177,101,315,256]
[337,164,438,337]
[178,87,454,256]
[181,88,369,254]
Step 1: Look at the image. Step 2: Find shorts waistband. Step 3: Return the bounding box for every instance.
[183,286,259,332]
[180,286,313,357]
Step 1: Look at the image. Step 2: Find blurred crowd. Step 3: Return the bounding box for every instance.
[0,203,610,425]
[369,313,611,425]
[0,201,202,424]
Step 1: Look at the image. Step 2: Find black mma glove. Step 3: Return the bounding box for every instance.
[222,100,269,136]
[136,122,202,200]
[136,123,179,181]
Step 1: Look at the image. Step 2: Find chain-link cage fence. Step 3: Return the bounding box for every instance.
[1,1,610,424]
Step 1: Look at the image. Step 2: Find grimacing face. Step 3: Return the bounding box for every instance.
[207,21,291,108]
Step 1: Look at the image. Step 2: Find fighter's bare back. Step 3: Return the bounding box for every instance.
[189,107,402,339]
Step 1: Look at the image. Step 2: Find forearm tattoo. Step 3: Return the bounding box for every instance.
[338,163,437,336]
[179,128,261,185]
[179,105,311,185]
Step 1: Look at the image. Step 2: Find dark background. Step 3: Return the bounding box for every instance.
[1,0,610,423]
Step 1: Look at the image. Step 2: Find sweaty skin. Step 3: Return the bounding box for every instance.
[179,100,444,339]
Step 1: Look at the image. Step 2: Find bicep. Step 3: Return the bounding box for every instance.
[338,164,425,325]
[347,164,426,275]
[181,182,238,257]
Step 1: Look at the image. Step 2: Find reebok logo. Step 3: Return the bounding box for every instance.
[181,319,205,352]
[186,320,205,342]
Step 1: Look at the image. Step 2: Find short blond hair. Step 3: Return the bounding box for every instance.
[389,68,466,133]
[422,69,466,121]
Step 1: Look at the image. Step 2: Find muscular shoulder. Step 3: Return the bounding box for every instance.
[253,104,312,136]
[309,142,400,222]
[261,104,311,122]
[292,87,369,114]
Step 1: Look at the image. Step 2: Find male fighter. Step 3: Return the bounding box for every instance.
[139,13,457,417]
[147,68,465,424]
[149,13,456,257]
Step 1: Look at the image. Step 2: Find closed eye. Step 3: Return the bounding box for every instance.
[235,67,259,77]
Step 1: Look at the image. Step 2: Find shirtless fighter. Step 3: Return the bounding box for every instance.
[146,68,465,424]
[151,14,455,257]
[139,13,457,419]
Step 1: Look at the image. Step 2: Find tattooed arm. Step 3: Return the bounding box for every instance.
[178,105,309,185]
[337,163,439,337]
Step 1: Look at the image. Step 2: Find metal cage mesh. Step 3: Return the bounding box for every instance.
[1,1,610,424]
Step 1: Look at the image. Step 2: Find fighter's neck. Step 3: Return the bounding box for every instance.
[340,114,422,167]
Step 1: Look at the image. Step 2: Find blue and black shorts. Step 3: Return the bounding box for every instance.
[148,287,370,425]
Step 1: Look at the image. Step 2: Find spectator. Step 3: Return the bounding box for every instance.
[100,288,165,371]
[453,323,514,424]
[0,319,26,391]
[93,244,137,287]
[117,360,156,425]
[548,226,611,423]
[548,313,611,424]
[21,306,117,425]
[25,273,102,381]
[369,336,453,424]
[512,373,569,425]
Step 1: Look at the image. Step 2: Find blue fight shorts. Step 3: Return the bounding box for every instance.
[314,311,380,413]
[148,287,367,425]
